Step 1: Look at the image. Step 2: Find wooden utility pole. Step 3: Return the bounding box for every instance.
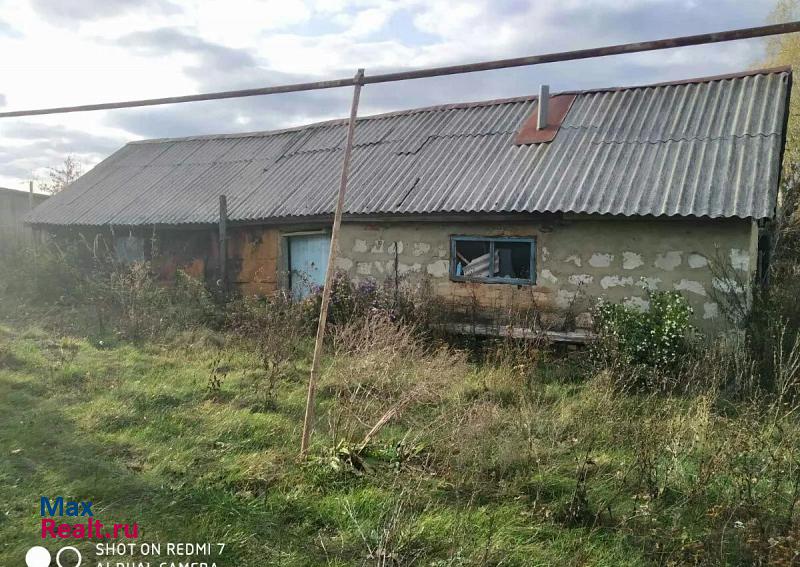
[28,180,38,253]
[300,68,365,456]
[218,195,228,292]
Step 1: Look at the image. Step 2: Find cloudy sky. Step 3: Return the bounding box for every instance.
[0,0,782,190]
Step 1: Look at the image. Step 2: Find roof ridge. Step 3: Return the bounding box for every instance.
[128,66,791,146]
[0,186,47,197]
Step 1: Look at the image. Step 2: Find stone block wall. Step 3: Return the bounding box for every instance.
[333,215,758,331]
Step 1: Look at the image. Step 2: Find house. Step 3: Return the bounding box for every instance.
[26,67,792,332]
[1,187,47,251]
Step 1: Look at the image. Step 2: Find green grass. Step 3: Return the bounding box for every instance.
[0,320,797,566]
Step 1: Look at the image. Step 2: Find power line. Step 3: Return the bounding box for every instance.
[1,21,798,118]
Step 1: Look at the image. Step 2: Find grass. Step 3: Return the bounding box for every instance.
[0,322,632,566]
[0,314,798,565]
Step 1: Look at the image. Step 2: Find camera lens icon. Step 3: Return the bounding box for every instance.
[25,546,82,567]
[25,546,50,567]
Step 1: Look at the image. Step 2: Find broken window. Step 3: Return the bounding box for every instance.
[451,236,536,284]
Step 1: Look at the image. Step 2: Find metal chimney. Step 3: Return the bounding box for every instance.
[537,85,550,130]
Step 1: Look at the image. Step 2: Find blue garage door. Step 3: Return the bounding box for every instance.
[289,234,331,299]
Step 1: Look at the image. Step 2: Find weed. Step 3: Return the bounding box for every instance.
[227,294,310,410]
[207,352,229,399]
[324,314,467,449]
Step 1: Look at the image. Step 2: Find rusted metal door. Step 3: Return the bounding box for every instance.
[289,233,330,299]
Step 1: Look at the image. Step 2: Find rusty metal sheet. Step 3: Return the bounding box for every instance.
[513,94,576,145]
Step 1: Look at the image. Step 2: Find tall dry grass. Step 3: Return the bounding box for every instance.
[323,314,469,450]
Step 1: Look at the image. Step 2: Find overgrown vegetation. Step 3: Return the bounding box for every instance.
[2,220,800,565]
[594,288,695,372]
[0,240,221,339]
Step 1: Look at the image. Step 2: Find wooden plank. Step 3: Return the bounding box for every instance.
[300,69,365,457]
[441,322,595,344]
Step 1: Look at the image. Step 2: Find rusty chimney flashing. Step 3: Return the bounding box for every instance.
[514,90,576,145]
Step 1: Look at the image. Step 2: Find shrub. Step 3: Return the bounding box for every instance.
[94,263,221,338]
[708,161,800,397]
[0,240,100,306]
[226,293,314,409]
[593,290,695,371]
[305,272,444,333]
[0,239,221,339]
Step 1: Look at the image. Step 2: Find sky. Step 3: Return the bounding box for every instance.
[0,0,783,191]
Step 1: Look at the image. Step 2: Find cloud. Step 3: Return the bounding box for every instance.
[30,0,181,25]
[106,72,354,139]
[407,0,772,69]
[0,120,124,180]
[194,0,311,42]
[106,27,357,138]
[1,121,121,150]
[0,0,780,189]
[330,4,399,38]
[103,0,774,143]
[115,27,257,72]
[0,19,21,38]
[0,94,6,107]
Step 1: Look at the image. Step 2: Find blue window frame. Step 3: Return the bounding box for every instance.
[450,235,536,285]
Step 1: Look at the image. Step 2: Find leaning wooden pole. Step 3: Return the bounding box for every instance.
[218,195,228,293]
[300,68,364,456]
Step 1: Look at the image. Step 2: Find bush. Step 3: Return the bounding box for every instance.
[0,240,99,306]
[0,239,221,339]
[95,264,221,338]
[226,293,316,409]
[593,290,695,372]
[305,272,442,332]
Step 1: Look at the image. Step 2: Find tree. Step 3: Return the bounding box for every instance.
[764,0,800,162]
[37,155,83,194]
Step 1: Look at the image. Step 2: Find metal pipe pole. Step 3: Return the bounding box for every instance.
[362,22,800,84]
[0,22,798,118]
[300,68,365,457]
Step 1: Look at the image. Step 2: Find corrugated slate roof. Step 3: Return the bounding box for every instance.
[28,67,791,226]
